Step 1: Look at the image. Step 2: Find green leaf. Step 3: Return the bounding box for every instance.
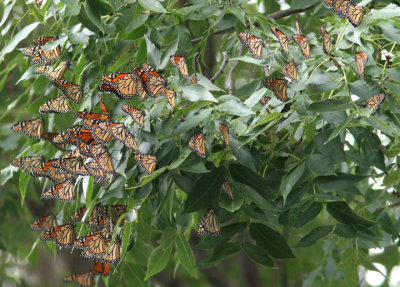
[370,4,400,19]
[295,225,333,247]
[84,0,104,32]
[158,226,176,250]
[18,171,30,206]
[175,233,198,278]
[308,99,353,112]
[219,185,244,212]
[326,115,354,143]
[181,85,218,102]
[230,138,255,171]
[216,98,254,117]
[0,22,39,62]
[326,201,375,228]
[145,244,173,280]
[280,162,306,203]
[249,223,295,259]
[241,243,274,267]
[1,165,16,186]
[131,238,152,267]
[124,264,148,287]
[183,167,225,213]
[138,0,166,13]
[306,154,335,176]
[341,249,359,287]
[295,202,323,227]
[378,213,398,237]
[315,173,366,190]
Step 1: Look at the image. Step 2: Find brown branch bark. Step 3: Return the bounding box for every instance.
[267,5,316,19]
[228,46,243,95]
[210,51,229,83]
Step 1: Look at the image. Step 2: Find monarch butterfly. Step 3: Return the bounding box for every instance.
[333,0,352,18]
[85,161,107,180]
[41,133,66,150]
[260,96,273,113]
[96,151,115,174]
[87,215,111,230]
[62,156,86,175]
[32,36,58,46]
[163,88,176,107]
[121,104,145,127]
[99,236,121,264]
[239,32,264,59]
[98,122,127,143]
[132,67,149,101]
[222,180,233,199]
[35,65,50,75]
[70,206,87,223]
[191,72,198,84]
[30,214,58,231]
[11,118,44,139]
[31,46,61,65]
[91,125,113,145]
[228,0,232,6]
[74,234,106,255]
[40,223,75,248]
[324,0,333,7]
[292,34,311,59]
[90,260,112,276]
[110,205,127,225]
[31,159,55,177]
[263,78,287,102]
[52,79,83,103]
[100,72,136,99]
[11,156,43,176]
[169,55,190,78]
[47,164,75,182]
[365,94,385,115]
[52,130,68,144]
[143,64,167,97]
[22,45,42,58]
[134,154,157,175]
[197,208,220,236]
[46,60,70,80]
[98,83,119,97]
[320,26,331,54]
[189,133,206,158]
[347,5,364,27]
[71,205,108,223]
[85,227,112,240]
[64,273,93,287]
[270,26,289,53]
[35,0,43,8]
[67,127,95,144]
[282,60,297,81]
[355,51,368,77]
[41,178,76,202]
[124,132,139,152]
[219,123,230,148]
[39,95,71,115]
[295,16,302,35]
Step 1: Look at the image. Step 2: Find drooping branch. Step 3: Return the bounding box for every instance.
[210,52,229,83]
[267,5,316,19]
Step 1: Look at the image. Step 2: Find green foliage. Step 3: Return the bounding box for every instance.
[2,0,400,286]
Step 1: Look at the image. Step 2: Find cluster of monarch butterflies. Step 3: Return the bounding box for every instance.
[31,204,125,286]
[324,0,365,27]
[239,11,385,114]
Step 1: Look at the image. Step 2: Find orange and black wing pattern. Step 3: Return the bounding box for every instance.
[11,118,44,139]
[30,214,57,231]
[163,88,176,107]
[197,208,220,236]
[282,60,297,81]
[40,223,75,248]
[239,32,264,59]
[324,0,333,7]
[222,180,233,199]
[365,94,385,115]
[270,26,289,53]
[333,0,351,18]
[121,104,145,127]
[124,132,139,152]
[134,154,157,175]
[347,5,364,27]
[292,34,311,59]
[64,273,93,286]
[355,51,368,77]
[263,78,287,102]
[189,133,206,158]
[52,79,83,103]
[99,237,121,264]
[143,64,167,98]
[320,26,331,54]
[41,133,66,150]
[90,260,112,276]
[100,72,136,99]
[219,123,230,148]
[169,55,189,78]
[41,178,76,202]
[132,67,150,101]
[46,60,70,80]
[39,95,71,115]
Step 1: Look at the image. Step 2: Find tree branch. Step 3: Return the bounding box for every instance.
[210,51,229,83]
[228,46,243,95]
[267,5,315,19]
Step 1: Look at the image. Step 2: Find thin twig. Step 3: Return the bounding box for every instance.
[228,46,244,95]
[210,52,229,83]
[267,5,316,19]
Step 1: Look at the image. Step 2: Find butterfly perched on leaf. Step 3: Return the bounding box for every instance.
[282,60,297,82]
[11,118,44,139]
[189,133,206,158]
[90,260,112,276]
[169,55,189,78]
[98,236,121,264]
[124,132,139,152]
[121,104,145,127]
[39,95,71,115]
[222,180,233,199]
[365,94,385,115]
[31,46,61,65]
[197,208,220,236]
[347,4,364,27]
[11,156,43,176]
[134,154,157,175]
[355,51,368,77]
[270,26,289,53]
[64,273,93,287]
[52,79,83,103]
[132,67,150,101]
[263,78,288,102]
[45,60,70,80]
[219,123,230,148]
[143,64,167,98]
[100,72,136,99]
[74,233,106,255]
[292,34,311,59]
[41,133,66,150]
[41,178,76,202]
[98,83,119,97]
[98,122,127,143]
[163,88,176,107]
[260,96,273,113]
[320,26,331,54]
[30,214,58,231]
[40,223,75,248]
[333,0,352,18]
[239,32,264,59]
